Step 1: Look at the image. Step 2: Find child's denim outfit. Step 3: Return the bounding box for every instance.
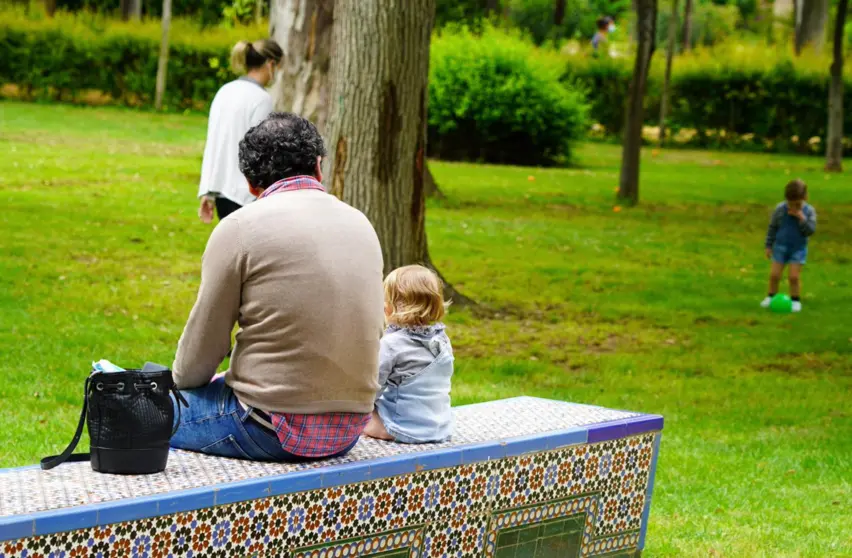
[374,323,455,444]
[765,202,817,264]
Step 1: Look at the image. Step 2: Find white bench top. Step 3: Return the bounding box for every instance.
[0,396,662,541]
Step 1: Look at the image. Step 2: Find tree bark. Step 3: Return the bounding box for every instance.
[682,0,693,50]
[554,0,566,26]
[825,0,847,172]
[130,0,142,19]
[255,0,264,22]
[119,0,131,20]
[44,0,57,17]
[269,0,334,132]
[154,0,172,111]
[618,0,657,205]
[795,0,829,54]
[324,0,436,275]
[659,0,679,143]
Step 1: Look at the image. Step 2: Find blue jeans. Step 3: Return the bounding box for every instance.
[772,243,807,265]
[170,377,356,462]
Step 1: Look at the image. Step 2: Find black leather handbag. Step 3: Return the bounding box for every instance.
[41,364,188,475]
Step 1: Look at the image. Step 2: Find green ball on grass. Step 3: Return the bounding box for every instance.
[770,294,793,313]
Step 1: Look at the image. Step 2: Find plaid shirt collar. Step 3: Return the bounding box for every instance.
[259,175,326,199]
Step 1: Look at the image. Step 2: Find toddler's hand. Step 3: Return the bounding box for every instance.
[765,247,772,260]
[787,207,805,221]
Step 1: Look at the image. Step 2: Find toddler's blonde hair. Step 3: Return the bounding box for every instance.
[384,265,447,327]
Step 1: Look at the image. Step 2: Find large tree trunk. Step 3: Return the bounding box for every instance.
[682,0,693,50]
[323,0,467,304]
[795,0,829,54]
[659,0,679,143]
[269,0,334,132]
[270,0,446,200]
[618,0,657,205]
[324,0,435,274]
[154,0,172,111]
[825,0,847,172]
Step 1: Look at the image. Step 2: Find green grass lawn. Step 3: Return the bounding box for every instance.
[0,101,850,557]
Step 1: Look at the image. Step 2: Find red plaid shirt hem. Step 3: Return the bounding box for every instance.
[270,412,371,458]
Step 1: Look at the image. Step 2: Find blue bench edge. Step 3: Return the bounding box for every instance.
[0,403,664,542]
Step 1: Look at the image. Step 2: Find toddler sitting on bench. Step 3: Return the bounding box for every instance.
[364,265,455,444]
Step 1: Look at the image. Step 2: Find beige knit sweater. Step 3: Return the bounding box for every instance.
[173,189,385,414]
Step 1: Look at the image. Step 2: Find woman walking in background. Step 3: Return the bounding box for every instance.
[197,39,283,223]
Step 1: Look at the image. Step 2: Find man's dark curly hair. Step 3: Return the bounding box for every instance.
[238,112,327,189]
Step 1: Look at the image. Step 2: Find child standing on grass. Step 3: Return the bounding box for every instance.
[761,179,817,313]
[364,265,455,444]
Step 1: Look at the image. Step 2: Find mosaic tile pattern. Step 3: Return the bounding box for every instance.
[0,397,638,517]
[0,433,658,558]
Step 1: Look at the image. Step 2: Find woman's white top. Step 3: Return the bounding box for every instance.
[198,78,274,207]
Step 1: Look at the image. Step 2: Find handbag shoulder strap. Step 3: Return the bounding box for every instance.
[41,377,92,470]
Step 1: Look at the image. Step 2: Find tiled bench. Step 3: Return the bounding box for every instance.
[0,397,663,558]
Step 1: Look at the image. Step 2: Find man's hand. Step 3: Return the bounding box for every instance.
[765,247,772,260]
[199,196,215,224]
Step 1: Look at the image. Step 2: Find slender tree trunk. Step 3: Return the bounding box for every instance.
[119,0,131,20]
[659,0,679,143]
[795,0,829,54]
[554,0,566,25]
[270,0,334,132]
[618,0,658,205]
[682,0,693,50]
[255,0,263,22]
[325,0,435,274]
[44,0,57,17]
[486,0,500,16]
[794,0,802,42]
[825,0,847,172]
[130,0,142,19]
[154,0,171,111]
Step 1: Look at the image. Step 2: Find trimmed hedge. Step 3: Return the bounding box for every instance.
[0,12,265,110]
[563,45,852,152]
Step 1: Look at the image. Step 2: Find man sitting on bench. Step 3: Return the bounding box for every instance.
[170,113,385,462]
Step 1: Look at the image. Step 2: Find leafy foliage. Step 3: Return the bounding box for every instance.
[429,26,589,165]
[0,10,265,110]
[564,44,852,152]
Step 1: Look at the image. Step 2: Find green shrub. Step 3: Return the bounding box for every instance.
[562,44,852,153]
[429,26,589,165]
[562,54,633,137]
[0,10,265,109]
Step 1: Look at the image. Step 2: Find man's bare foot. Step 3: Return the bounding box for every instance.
[363,411,394,441]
